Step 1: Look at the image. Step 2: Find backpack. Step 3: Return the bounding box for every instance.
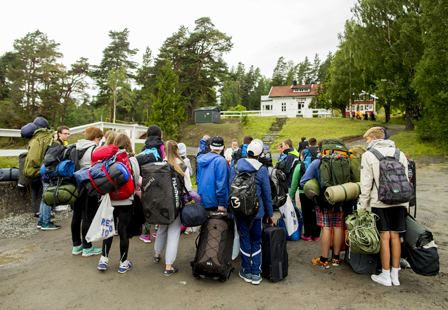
[21,123,38,139]
[23,128,54,179]
[141,161,185,225]
[65,143,97,172]
[232,145,245,166]
[318,139,356,209]
[136,147,161,165]
[228,166,260,237]
[369,148,414,204]
[87,145,135,200]
[303,147,319,170]
[267,166,288,209]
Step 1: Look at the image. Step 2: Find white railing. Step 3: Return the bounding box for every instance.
[0,122,148,157]
[220,109,332,118]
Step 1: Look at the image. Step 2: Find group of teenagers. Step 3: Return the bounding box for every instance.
[34,122,409,286]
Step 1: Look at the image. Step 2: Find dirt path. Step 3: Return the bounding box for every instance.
[345,125,404,147]
[0,162,447,310]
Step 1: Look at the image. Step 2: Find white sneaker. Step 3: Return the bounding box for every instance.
[97,256,109,271]
[371,273,392,286]
[391,276,400,286]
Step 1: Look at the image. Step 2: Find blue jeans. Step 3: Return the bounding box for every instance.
[39,182,52,224]
[237,218,262,275]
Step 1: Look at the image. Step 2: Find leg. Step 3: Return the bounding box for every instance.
[237,218,251,275]
[379,232,391,270]
[31,178,42,215]
[154,223,169,257]
[249,219,262,276]
[82,195,99,249]
[116,205,132,262]
[299,194,312,238]
[312,206,330,268]
[331,210,345,257]
[71,197,83,247]
[321,227,331,258]
[390,232,401,269]
[164,216,182,268]
[39,183,52,225]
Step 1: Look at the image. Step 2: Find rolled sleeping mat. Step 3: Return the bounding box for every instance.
[0,168,19,182]
[303,178,320,200]
[325,182,361,203]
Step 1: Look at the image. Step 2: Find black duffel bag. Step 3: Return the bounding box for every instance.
[180,191,206,227]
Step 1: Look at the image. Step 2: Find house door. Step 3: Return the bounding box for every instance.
[287,102,297,118]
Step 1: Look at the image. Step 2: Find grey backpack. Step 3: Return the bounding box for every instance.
[369,148,414,204]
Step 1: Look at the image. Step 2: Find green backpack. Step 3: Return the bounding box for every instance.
[23,128,54,179]
[319,139,355,188]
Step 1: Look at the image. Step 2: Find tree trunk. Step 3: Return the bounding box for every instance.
[405,106,414,131]
[110,98,114,122]
[384,105,391,123]
[59,105,67,126]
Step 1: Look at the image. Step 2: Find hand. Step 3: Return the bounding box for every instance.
[217,206,225,212]
[291,198,295,202]
[267,217,275,227]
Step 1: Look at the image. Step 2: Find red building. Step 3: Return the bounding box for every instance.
[345,92,378,118]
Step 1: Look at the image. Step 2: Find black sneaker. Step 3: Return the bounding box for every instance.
[41,223,61,231]
[164,267,178,276]
[51,212,55,218]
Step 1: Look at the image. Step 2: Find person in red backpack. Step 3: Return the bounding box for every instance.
[97,133,140,274]
[71,126,103,257]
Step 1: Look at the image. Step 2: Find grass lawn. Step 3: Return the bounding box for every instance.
[241,117,276,141]
[270,117,383,151]
[393,130,446,156]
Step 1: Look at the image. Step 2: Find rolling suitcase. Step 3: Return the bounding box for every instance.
[261,223,288,281]
[191,211,234,282]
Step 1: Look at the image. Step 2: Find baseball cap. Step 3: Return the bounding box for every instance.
[247,140,263,157]
[210,136,224,150]
[380,127,391,140]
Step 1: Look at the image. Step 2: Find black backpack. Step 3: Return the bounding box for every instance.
[66,144,97,172]
[228,166,260,236]
[267,166,287,209]
[369,148,414,204]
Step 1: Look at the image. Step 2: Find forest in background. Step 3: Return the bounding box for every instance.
[0,0,446,148]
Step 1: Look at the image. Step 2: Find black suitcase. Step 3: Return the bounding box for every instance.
[408,160,417,216]
[261,224,288,281]
[346,249,379,274]
[191,211,235,282]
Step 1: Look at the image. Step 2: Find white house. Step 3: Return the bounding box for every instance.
[261,82,332,118]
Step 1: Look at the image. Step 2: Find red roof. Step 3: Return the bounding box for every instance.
[269,84,319,98]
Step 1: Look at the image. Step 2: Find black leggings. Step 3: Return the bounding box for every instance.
[31,178,42,214]
[102,204,132,262]
[300,193,321,238]
[71,191,99,248]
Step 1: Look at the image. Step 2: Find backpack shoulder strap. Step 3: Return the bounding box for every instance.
[393,148,401,161]
[369,148,384,161]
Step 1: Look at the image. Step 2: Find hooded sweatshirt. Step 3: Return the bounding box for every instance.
[76,139,98,169]
[359,139,409,210]
[283,147,301,187]
[197,152,230,209]
[229,158,274,219]
[142,136,164,159]
[178,143,193,177]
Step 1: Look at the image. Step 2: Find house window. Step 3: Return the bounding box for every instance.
[282,103,286,112]
[293,89,310,93]
[360,105,364,112]
[265,105,270,111]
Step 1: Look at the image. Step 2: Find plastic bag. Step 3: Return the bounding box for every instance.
[278,195,299,236]
[86,194,115,243]
[232,222,240,260]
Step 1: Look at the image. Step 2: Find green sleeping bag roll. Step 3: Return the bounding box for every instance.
[304,178,320,200]
[43,183,78,206]
[325,182,361,203]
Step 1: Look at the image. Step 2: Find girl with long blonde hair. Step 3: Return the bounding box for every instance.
[153,140,192,276]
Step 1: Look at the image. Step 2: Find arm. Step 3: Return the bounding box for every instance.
[184,167,192,192]
[359,153,373,211]
[290,165,302,200]
[215,159,230,210]
[300,159,320,188]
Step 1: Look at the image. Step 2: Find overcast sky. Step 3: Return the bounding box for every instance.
[1,0,356,80]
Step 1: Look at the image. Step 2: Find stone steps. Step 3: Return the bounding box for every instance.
[263,117,287,145]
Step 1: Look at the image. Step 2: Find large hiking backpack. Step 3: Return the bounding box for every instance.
[64,144,96,172]
[369,148,414,205]
[228,166,260,236]
[18,152,29,187]
[141,161,184,225]
[23,128,54,179]
[318,139,356,209]
[191,211,235,282]
[87,149,135,200]
[136,147,161,166]
[267,166,288,209]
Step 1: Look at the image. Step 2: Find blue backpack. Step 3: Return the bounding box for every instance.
[140,147,161,162]
[303,148,319,170]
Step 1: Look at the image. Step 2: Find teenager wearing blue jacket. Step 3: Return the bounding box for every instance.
[197,136,229,211]
[229,140,274,285]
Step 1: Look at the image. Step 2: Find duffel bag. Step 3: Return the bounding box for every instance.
[0,168,19,182]
[181,191,206,227]
[43,182,79,206]
[21,123,38,139]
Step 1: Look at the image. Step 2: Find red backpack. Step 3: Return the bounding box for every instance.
[89,145,136,200]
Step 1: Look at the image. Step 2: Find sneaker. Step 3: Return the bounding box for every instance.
[34,213,40,218]
[139,234,151,243]
[312,257,330,269]
[332,258,340,266]
[312,237,320,241]
[72,245,83,255]
[391,276,400,286]
[301,235,312,241]
[155,224,159,230]
[41,223,61,231]
[118,260,132,274]
[184,227,193,235]
[37,221,43,228]
[152,232,157,238]
[51,212,55,218]
[251,274,262,285]
[97,256,109,271]
[164,267,179,276]
[82,246,102,257]
[239,269,252,283]
[371,273,392,286]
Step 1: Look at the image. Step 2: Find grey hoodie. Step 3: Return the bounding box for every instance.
[76,140,98,170]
